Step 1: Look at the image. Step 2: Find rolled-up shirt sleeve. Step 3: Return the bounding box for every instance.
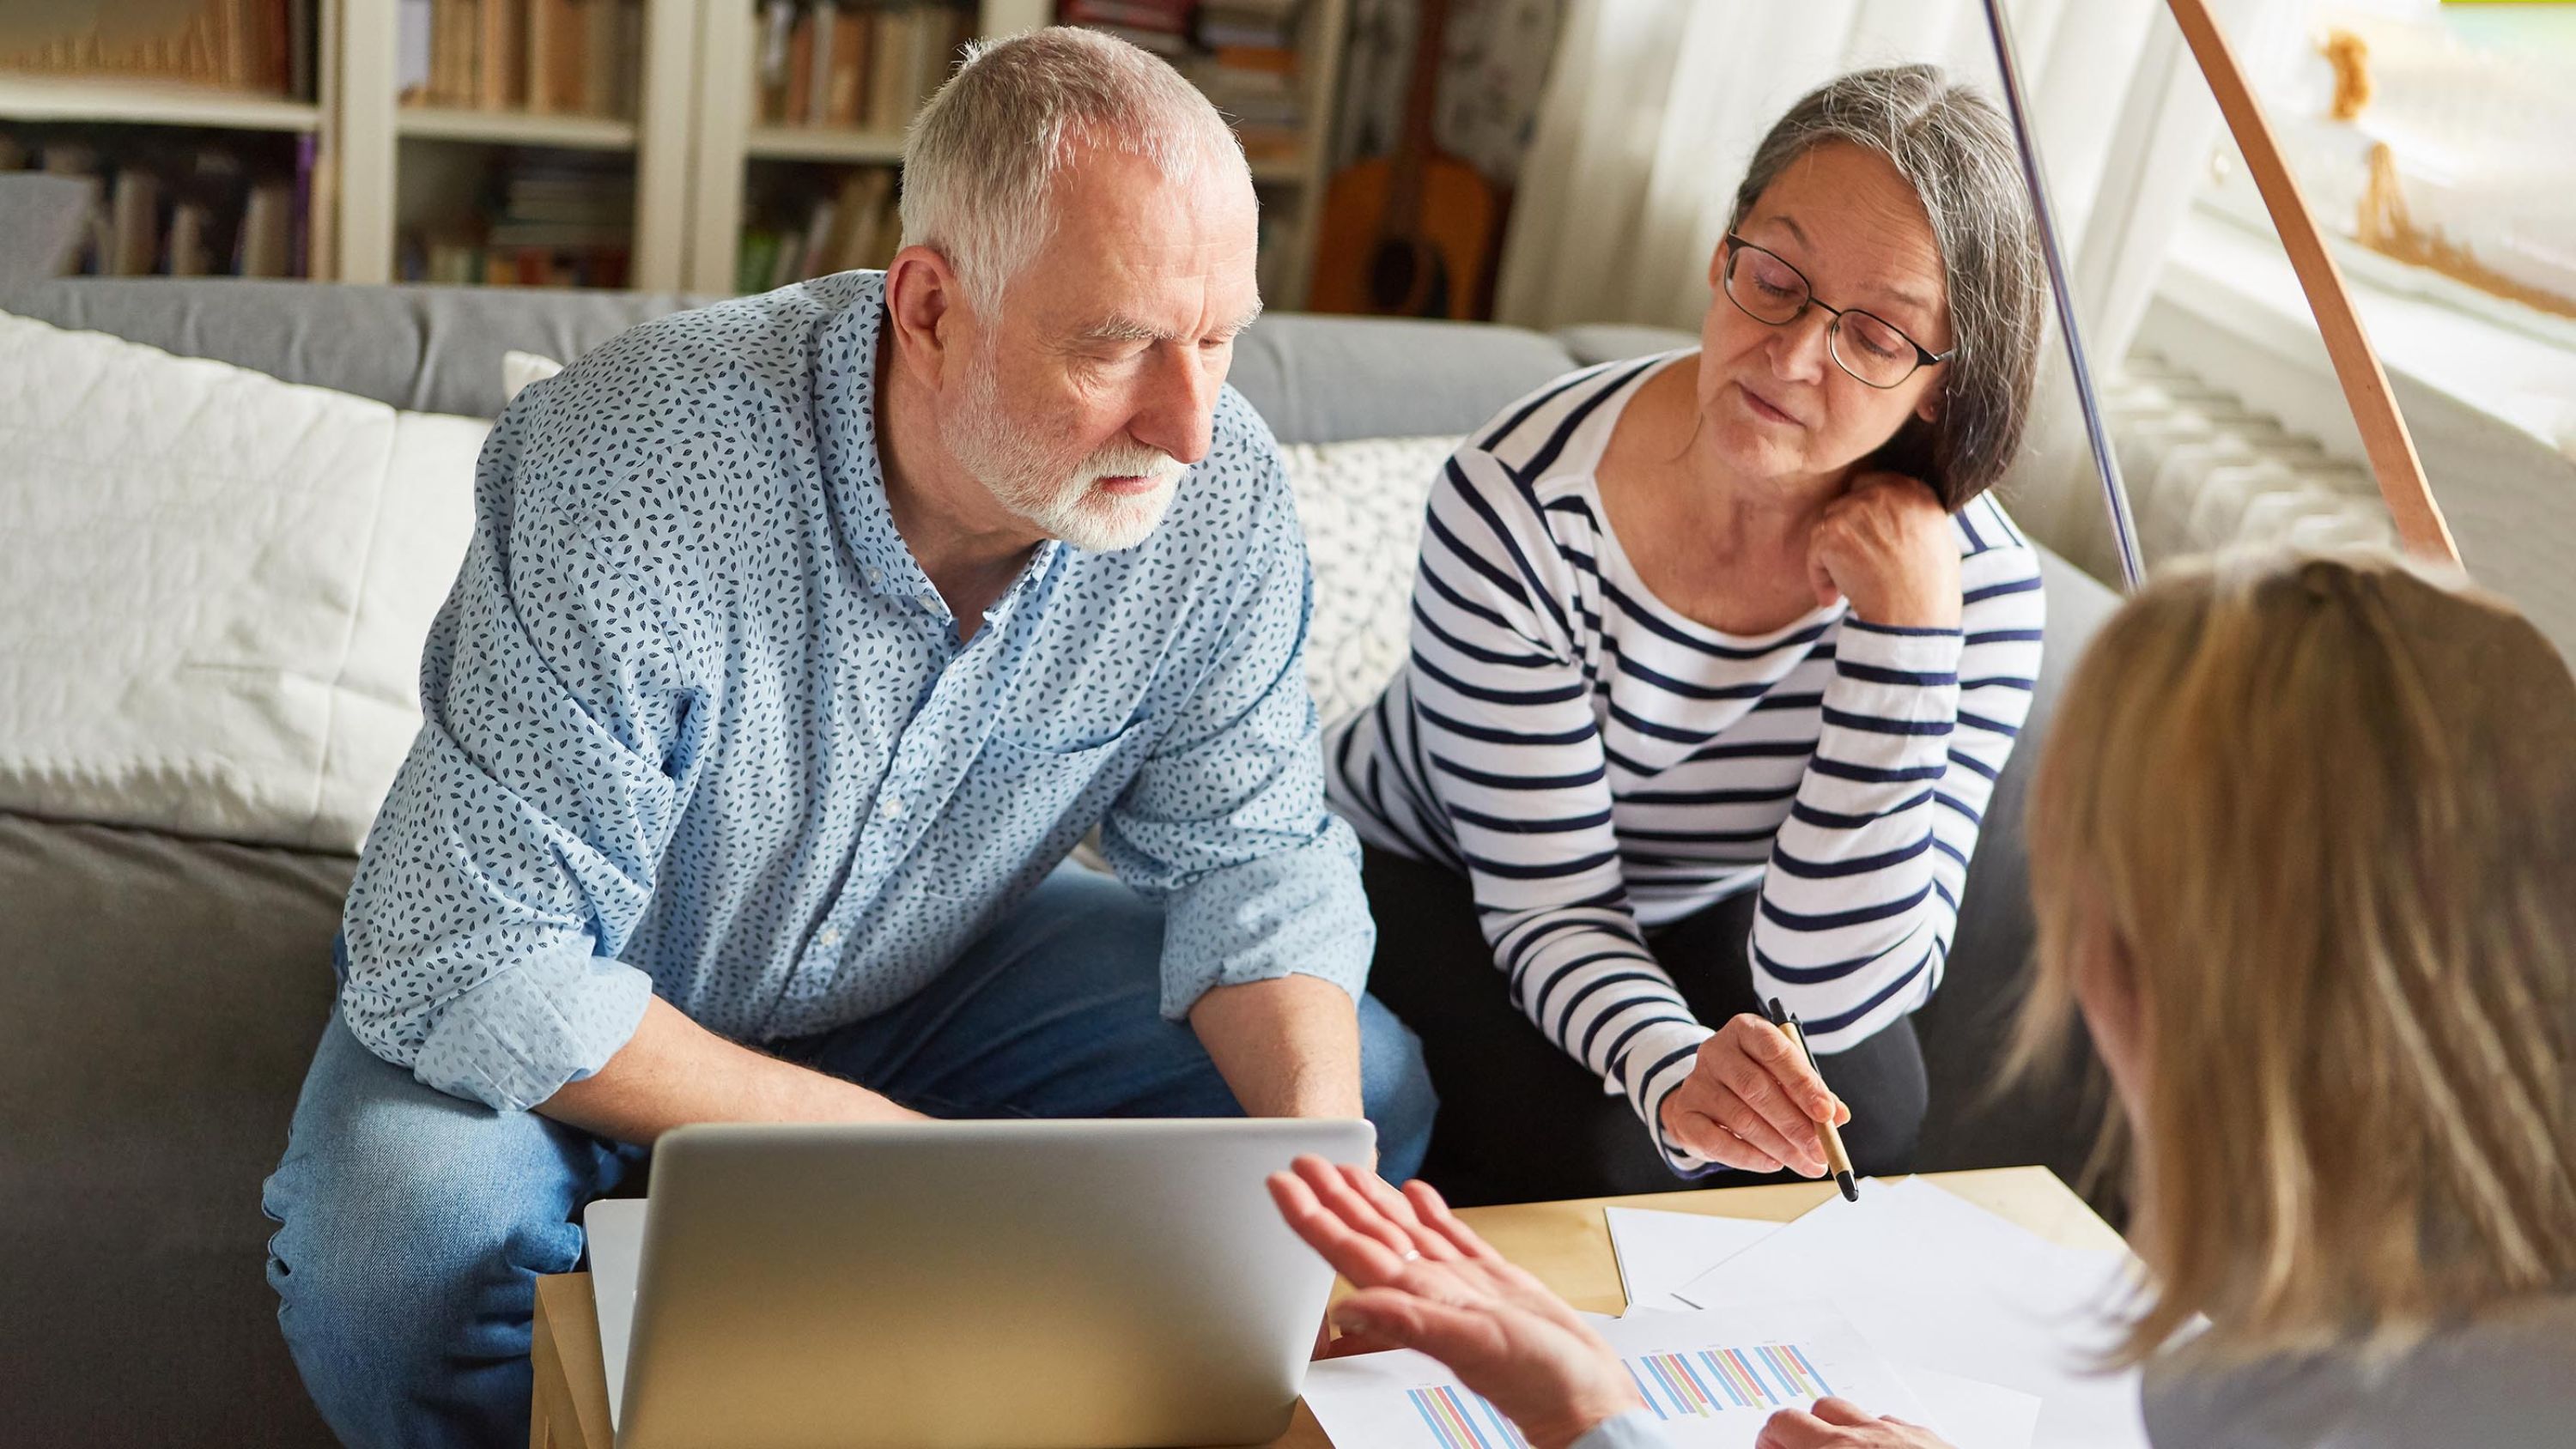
[1099,454,1374,1019]
[338,387,704,1111]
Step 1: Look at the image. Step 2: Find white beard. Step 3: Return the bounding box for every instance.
[944,354,1187,554]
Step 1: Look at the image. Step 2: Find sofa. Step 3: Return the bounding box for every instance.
[0,276,2119,1447]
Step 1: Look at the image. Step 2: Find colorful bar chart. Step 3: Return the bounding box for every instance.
[1626,1343,1835,1419]
[1399,1340,1833,1446]
[1405,1385,1534,1449]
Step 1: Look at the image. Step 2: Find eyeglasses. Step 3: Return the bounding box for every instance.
[1720,233,1952,390]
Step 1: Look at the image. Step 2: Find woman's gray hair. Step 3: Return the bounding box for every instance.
[902,27,1242,317]
[1732,64,2046,511]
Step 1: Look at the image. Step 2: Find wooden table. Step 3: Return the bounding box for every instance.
[531,1165,2122,1449]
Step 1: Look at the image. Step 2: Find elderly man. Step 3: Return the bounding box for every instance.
[259,27,1432,1448]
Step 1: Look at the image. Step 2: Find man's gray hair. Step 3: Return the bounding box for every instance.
[1733,64,2046,510]
[902,27,1242,316]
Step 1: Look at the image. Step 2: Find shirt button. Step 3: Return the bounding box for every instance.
[816,925,842,948]
[916,594,941,615]
[878,794,906,821]
[865,567,883,585]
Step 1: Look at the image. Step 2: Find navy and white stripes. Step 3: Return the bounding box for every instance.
[1325,353,2043,1172]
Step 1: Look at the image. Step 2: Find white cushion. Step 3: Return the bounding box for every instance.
[0,310,483,852]
[1276,434,1458,726]
[502,349,565,403]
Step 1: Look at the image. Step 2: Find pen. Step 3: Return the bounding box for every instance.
[1766,997,1857,1202]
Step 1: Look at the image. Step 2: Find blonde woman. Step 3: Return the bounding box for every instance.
[1273,549,2576,1448]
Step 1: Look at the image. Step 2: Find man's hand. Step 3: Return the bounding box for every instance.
[1656,1016,1848,1175]
[1269,1157,1643,1449]
[1757,1397,1956,1448]
[538,996,926,1145]
[1807,472,1960,628]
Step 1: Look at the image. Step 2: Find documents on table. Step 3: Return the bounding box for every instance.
[1302,1301,1929,1449]
[1603,1206,1781,1311]
[1669,1177,2146,1448]
[1603,1193,2043,1449]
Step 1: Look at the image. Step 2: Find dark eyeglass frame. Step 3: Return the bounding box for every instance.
[1721,233,1953,390]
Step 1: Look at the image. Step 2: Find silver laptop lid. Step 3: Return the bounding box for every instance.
[618,1116,1374,1449]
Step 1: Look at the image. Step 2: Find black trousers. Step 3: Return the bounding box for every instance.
[1360,844,1928,1207]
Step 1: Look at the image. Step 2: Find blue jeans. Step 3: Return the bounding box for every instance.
[261,864,1433,1449]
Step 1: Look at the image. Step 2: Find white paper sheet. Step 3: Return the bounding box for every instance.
[1303,1302,1926,1449]
[1893,1362,2044,1449]
[1674,1178,2146,1448]
[583,1197,647,1431]
[1603,1208,1783,1311]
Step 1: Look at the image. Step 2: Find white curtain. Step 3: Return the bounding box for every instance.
[1494,0,2281,357]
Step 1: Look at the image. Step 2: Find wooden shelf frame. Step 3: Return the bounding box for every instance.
[0,73,324,132]
[9,0,1348,300]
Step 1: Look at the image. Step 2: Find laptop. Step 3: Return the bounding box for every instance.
[584,1116,1375,1449]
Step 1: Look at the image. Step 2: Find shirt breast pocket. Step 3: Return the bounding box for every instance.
[972,716,1151,828]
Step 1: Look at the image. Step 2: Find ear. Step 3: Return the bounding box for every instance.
[882,244,963,382]
[1915,388,1941,425]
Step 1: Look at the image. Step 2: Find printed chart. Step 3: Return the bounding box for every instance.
[1402,1340,1839,1449]
[1307,1306,1927,1449]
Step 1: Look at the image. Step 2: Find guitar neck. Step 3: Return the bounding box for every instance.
[1382,0,1451,231]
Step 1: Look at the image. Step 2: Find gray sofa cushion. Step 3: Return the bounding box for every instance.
[0,278,1589,448]
[1227,313,1583,445]
[0,813,346,1446]
[0,174,96,285]
[0,277,714,419]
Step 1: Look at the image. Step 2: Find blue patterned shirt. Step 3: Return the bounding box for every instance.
[337,270,1371,1113]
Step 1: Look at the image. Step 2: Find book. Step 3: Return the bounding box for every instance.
[805,0,839,127]
[398,0,433,101]
[238,179,294,277]
[167,203,215,276]
[583,0,623,117]
[782,7,816,127]
[865,6,910,131]
[108,170,161,276]
[482,0,521,109]
[756,0,799,124]
[824,4,871,129]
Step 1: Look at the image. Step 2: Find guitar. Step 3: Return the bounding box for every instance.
[1307,0,1498,319]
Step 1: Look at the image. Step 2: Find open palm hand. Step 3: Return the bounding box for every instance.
[1267,1156,1644,1449]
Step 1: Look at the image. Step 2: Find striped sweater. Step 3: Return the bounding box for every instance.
[1323,353,2044,1172]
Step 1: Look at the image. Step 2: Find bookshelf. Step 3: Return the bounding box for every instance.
[3,0,1351,302]
[687,0,1350,306]
[0,1,341,279]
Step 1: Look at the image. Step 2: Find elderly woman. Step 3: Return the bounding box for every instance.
[1279,549,2576,1449]
[1325,64,2047,1200]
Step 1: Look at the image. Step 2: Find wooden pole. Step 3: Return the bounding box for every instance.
[2162,0,2460,567]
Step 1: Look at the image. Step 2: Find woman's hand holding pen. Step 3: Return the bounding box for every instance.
[1657,1016,1848,1175]
[1267,1157,1644,1449]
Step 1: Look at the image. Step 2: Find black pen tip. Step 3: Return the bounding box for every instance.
[1837,1171,1858,1202]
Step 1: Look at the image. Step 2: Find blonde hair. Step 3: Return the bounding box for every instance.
[2018,549,2576,1364]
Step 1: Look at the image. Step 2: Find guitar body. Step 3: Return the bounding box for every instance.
[1309,152,1498,319]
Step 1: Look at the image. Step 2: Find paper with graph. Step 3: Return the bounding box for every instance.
[1300,1301,1925,1448]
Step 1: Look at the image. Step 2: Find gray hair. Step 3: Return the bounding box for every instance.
[1733,64,2046,510]
[901,27,1242,317]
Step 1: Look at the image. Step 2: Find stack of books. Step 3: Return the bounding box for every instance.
[1059,1,1196,58]
[736,164,902,292]
[1188,25,1303,164]
[401,151,634,286]
[398,0,646,118]
[1054,1,1309,167]
[0,128,307,277]
[0,0,317,99]
[753,2,975,132]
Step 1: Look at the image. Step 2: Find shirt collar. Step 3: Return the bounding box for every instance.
[813,272,1064,629]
